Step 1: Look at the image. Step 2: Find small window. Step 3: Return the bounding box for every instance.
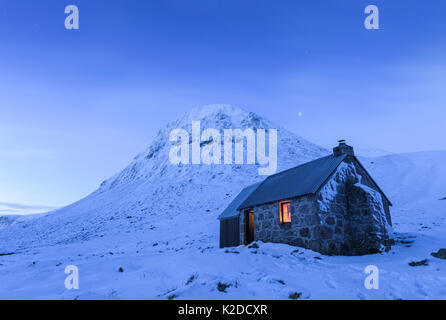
[280,201,291,223]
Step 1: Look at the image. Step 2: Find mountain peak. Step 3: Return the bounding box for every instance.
[167,104,276,134]
[99,104,329,190]
[186,104,248,120]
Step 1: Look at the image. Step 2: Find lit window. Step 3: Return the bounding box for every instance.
[280,201,291,223]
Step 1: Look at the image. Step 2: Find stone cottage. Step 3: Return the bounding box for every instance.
[218,141,393,256]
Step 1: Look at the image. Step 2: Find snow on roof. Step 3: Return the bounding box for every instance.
[238,154,347,209]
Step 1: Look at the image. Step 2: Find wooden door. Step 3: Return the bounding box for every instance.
[245,210,254,244]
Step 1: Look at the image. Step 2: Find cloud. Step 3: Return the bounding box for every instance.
[0,202,57,216]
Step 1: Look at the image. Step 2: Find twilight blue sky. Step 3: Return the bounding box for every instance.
[0,0,445,208]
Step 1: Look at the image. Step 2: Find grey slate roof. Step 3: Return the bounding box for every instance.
[218,182,261,220]
[238,154,347,209]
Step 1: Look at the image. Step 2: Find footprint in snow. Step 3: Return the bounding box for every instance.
[417,288,428,297]
[324,280,336,289]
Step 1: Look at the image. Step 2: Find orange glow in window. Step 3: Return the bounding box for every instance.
[280,201,291,223]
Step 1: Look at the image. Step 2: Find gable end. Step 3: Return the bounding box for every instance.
[314,155,392,206]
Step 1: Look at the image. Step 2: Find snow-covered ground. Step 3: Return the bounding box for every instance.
[0,105,445,300]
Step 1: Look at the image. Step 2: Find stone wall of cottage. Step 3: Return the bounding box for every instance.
[340,157,393,254]
[316,158,393,255]
[347,157,392,226]
[239,156,393,256]
[240,194,320,249]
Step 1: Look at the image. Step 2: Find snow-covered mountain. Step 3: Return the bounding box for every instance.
[0,104,444,300]
[0,104,328,251]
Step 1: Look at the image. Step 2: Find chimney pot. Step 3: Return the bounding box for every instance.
[333,140,354,157]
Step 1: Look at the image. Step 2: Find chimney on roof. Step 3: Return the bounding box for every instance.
[333,140,354,157]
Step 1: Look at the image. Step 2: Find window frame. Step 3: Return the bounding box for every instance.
[279,200,291,224]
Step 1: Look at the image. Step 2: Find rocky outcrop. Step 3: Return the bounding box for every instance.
[431,249,446,260]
